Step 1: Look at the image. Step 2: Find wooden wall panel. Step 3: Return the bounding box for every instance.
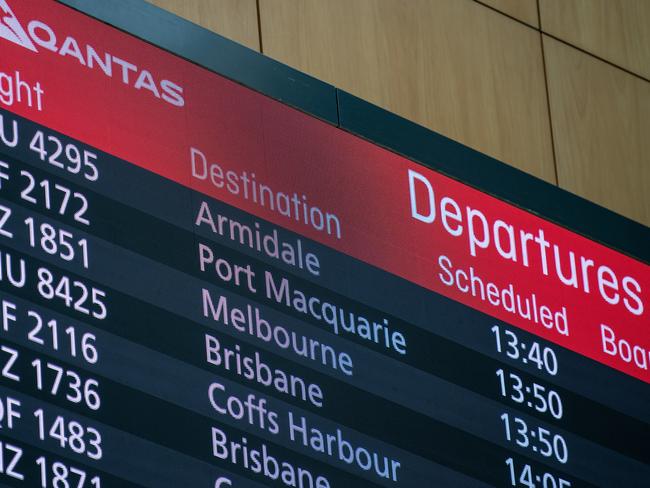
[145,0,260,51]
[259,0,555,183]
[540,0,650,79]
[544,36,650,226]
[479,0,539,27]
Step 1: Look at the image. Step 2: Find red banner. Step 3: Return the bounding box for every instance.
[2,0,649,382]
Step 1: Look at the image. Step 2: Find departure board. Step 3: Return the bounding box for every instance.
[0,1,648,487]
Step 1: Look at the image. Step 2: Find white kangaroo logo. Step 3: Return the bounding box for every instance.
[0,0,37,52]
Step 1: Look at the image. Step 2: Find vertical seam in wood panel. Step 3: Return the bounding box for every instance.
[256,0,264,53]
[538,0,559,186]
[473,0,650,84]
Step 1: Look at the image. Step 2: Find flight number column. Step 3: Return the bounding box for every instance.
[0,122,109,487]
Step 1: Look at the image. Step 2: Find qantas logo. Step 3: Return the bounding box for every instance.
[0,0,185,107]
[0,0,37,51]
